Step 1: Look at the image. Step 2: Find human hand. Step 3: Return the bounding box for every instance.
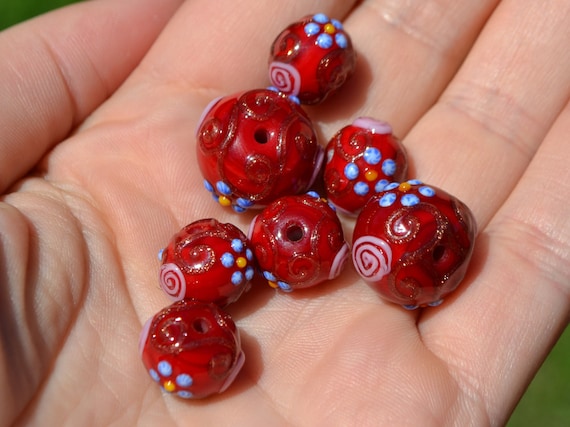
[1,1,569,426]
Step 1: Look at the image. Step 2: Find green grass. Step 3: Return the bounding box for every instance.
[1,1,569,425]
[0,0,80,30]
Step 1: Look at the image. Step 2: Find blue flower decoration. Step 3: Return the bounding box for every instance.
[304,14,348,50]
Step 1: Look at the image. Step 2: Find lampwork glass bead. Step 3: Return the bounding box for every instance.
[269,13,356,104]
[324,117,408,215]
[196,89,323,212]
[248,192,349,292]
[159,218,255,307]
[140,299,245,399]
[352,180,477,309]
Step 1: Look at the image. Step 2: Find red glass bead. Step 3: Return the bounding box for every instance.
[248,192,349,292]
[196,89,323,212]
[269,13,356,104]
[159,219,255,307]
[352,180,477,309]
[140,299,245,399]
[324,117,408,215]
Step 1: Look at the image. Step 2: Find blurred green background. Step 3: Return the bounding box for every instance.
[1,1,568,426]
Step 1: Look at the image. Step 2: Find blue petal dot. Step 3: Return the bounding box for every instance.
[363,147,382,165]
[313,13,329,24]
[176,373,193,388]
[379,193,397,207]
[344,163,359,180]
[278,281,293,292]
[232,271,244,286]
[246,248,254,261]
[419,186,436,197]
[408,179,423,185]
[332,19,343,30]
[353,182,370,196]
[375,179,390,193]
[317,33,333,49]
[382,159,397,176]
[204,180,214,193]
[288,95,301,105]
[232,205,246,214]
[403,304,419,310]
[428,299,444,307]
[236,198,254,209]
[177,390,194,399]
[216,181,232,196]
[384,182,400,191]
[149,369,160,382]
[304,22,320,36]
[401,194,420,207]
[157,248,165,262]
[157,360,172,377]
[335,33,348,49]
[221,252,235,268]
[306,191,320,199]
[245,266,255,281]
[231,239,244,253]
[263,271,276,282]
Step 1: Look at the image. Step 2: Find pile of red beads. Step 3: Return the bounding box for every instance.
[140,12,477,400]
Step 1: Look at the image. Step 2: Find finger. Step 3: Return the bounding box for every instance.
[0,0,183,193]
[79,0,362,131]
[403,0,570,226]
[421,100,570,426]
[314,0,500,134]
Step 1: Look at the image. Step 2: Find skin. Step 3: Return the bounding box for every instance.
[1,0,569,425]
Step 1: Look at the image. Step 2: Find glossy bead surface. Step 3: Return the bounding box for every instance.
[324,117,408,215]
[352,180,477,309]
[196,89,323,212]
[269,13,356,104]
[159,219,255,307]
[248,193,349,292]
[139,299,245,399]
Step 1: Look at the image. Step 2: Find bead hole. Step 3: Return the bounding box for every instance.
[254,128,269,144]
[286,225,304,242]
[192,318,210,334]
[432,245,446,263]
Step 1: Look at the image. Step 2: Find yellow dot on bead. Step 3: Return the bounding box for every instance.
[268,281,279,289]
[324,23,336,34]
[399,182,412,192]
[365,170,378,182]
[236,257,247,269]
[163,381,176,392]
[218,196,232,207]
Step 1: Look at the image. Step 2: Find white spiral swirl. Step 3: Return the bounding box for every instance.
[329,242,350,280]
[159,263,187,301]
[352,236,393,282]
[269,61,301,96]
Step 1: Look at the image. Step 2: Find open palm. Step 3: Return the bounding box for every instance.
[2,0,569,425]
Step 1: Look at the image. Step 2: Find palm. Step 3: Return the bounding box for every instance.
[2,1,569,426]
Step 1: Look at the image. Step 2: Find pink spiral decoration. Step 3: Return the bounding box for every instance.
[329,242,350,280]
[352,236,393,282]
[269,61,301,96]
[159,263,187,301]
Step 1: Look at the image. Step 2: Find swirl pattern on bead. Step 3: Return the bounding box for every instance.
[352,235,393,281]
[159,263,187,301]
[269,61,302,96]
